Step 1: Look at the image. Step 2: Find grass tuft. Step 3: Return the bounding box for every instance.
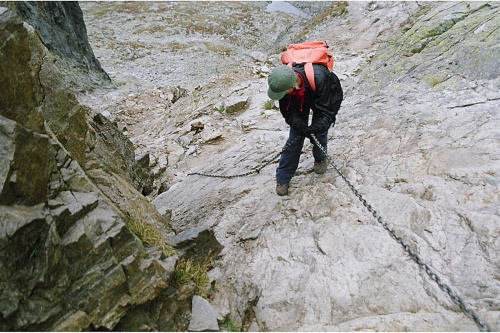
[174,258,210,296]
[128,219,176,257]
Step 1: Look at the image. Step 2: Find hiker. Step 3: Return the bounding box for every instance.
[267,63,343,196]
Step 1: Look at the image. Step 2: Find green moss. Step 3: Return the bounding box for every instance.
[359,3,480,86]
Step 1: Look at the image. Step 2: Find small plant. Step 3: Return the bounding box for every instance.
[162,243,177,257]
[128,219,176,257]
[219,104,226,113]
[174,258,210,296]
[264,101,273,110]
[224,316,240,332]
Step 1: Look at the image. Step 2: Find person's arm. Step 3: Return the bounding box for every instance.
[279,95,307,134]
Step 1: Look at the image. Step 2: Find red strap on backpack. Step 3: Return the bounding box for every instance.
[281,41,334,92]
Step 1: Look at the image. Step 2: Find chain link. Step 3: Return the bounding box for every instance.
[309,134,493,332]
[187,136,301,179]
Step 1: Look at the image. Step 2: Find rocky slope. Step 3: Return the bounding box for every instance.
[85,1,498,331]
[1,1,499,331]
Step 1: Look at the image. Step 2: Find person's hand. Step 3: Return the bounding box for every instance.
[297,122,308,136]
[304,123,324,138]
[291,120,308,136]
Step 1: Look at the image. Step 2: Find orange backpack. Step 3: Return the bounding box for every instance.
[281,41,334,92]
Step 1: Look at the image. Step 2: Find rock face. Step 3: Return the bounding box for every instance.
[360,2,500,87]
[148,2,499,331]
[0,8,45,135]
[0,7,180,331]
[9,1,110,92]
[188,296,219,332]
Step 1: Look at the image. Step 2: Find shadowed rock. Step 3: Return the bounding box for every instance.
[0,7,173,331]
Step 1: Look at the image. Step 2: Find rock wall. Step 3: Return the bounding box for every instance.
[2,1,110,92]
[0,6,192,331]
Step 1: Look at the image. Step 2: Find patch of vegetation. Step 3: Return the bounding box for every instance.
[224,316,241,332]
[174,258,210,296]
[185,19,220,36]
[204,42,232,56]
[165,42,190,52]
[313,1,348,24]
[60,138,68,150]
[264,101,273,110]
[123,40,146,50]
[0,1,17,12]
[128,218,176,257]
[145,25,167,34]
[116,1,146,14]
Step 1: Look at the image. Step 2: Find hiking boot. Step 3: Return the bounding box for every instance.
[276,182,289,196]
[314,159,328,174]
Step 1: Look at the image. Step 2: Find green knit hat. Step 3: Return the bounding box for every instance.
[267,65,297,100]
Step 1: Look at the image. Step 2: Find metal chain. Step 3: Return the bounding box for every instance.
[309,134,493,332]
[187,136,301,179]
[185,131,493,331]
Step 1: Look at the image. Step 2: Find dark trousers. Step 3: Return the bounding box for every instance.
[276,127,328,184]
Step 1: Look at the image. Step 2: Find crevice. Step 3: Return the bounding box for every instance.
[37,51,48,106]
[241,293,260,332]
[447,100,487,109]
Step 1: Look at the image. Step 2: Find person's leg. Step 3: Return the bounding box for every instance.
[276,127,305,184]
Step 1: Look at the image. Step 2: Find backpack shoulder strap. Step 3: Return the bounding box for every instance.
[287,62,316,92]
[304,63,316,92]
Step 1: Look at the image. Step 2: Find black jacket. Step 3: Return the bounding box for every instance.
[278,64,343,132]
